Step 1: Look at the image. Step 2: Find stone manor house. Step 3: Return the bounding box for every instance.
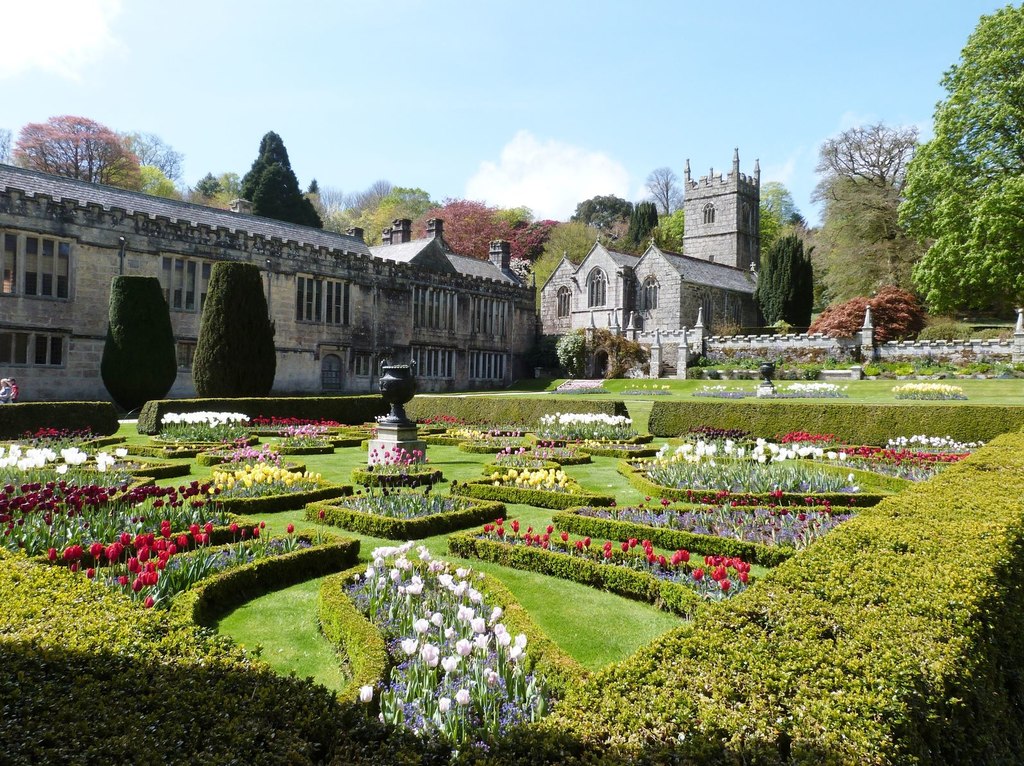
[540,150,761,375]
[0,164,535,402]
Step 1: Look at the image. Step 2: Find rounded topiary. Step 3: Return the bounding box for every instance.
[192,262,276,397]
[100,276,177,412]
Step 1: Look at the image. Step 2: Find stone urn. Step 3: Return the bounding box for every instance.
[378,360,417,426]
[759,362,776,383]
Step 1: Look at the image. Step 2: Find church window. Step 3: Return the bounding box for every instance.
[703,203,716,225]
[587,269,607,308]
[556,286,571,317]
[642,277,658,310]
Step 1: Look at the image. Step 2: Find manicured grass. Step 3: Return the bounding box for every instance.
[216,576,350,692]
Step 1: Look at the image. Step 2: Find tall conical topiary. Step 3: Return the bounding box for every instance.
[627,201,659,249]
[240,131,322,228]
[192,262,276,397]
[100,276,178,412]
[754,233,815,327]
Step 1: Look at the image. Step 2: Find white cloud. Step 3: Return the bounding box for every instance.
[466,130,631,220]
[761,153,798,187]
[0,0,123,81]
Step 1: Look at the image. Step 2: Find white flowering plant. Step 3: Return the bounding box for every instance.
[535,412,635,441]
[158,411,251,442]
[892,383,967,400]
[0,443,132,485]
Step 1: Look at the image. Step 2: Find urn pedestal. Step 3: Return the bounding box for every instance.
[367,361,426,465]
[756,361,777,398]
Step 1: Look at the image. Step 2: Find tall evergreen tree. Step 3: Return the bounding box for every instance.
[240,132,322,228]
[192,262,276,397]
[100,276,177,412]
[754,234,814,327]
[627,201,659,249]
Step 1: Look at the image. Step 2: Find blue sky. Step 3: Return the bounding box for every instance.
[2,0,1011,224]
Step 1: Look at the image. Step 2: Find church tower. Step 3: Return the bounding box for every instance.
[682,149,760,270]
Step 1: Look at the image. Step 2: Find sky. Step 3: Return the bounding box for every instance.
[1,0,1012,225]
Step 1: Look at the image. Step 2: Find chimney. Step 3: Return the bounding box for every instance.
[345,227,365,242]
[489,240,511,271]
[230,199,253,214]
[392,218,412,244]
[381,226,393,245]
[426,218,444,239]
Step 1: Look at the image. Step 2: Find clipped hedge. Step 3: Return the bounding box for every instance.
[276,444,335,455]
[125,460,192,480]
[0,401,120,440]
[618,459,893,508]
[137,395,386,434]
[216,483,352,515]
[307,497,505,540]
[350,466,443,488]
[552,507,804,567]
[458,440,530,454]
[448,532,705,617]
[578,444,660,459]
[452,478,615,510]
[648,399,1024,444]
[406,396,628,426]
[539,431,1024,764]
[318,566,390,705]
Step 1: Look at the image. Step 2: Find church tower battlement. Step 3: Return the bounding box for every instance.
[682,148,760,271]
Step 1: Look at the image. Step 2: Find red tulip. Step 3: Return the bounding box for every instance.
[47,547,57,562]
[132,578,143,592]
[89,542,104,560]
[692,568,704,581]
[720,579,731,592]
[511,520,520,533]
[620,541,629,553]
[286,523,295,534]
[560,531,569,543]
[86,567,96,579]
[143,596,155,608]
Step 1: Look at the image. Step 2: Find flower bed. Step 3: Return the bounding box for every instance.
[307,492,505,539]
[345,542,551,746]
[275,424,335,453]
[552,379,606,394]
[577,440,660,459]
[0,443,139,486]
[158,411,252,442]
[457,439,529,454]
[693,384,753,399]
[211,463,351,514]
[893,382,967,400]
[123,458,192,480]
[453,469,615,509]
[196,443,283,467]
[449,519,752,616]
[355,444,441,487]
[535,412,636,441]
[554,498,856,567]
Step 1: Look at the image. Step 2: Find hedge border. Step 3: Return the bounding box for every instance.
[307,496,505,540]
[458,440,530,454]
[578,444,660,459]
[482,460,562,474]
[452,478,616,510]
[276,444,335,455]
[350,467,444,488]
[406,396,628,426]
[0,401,120,440]
[448,532,705,617]
[216,483,353,515]
[126,460,192,480]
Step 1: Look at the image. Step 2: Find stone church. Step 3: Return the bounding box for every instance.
[540,151,761,375]
[0,164,536,402]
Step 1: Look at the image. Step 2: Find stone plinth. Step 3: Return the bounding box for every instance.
[367,422,426,466]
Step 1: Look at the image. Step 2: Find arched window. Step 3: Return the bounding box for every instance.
[587,268,607,308]
[642,276,658,310]
[703,203,716,225]
[556,286,571,317]
[321,353,343,391]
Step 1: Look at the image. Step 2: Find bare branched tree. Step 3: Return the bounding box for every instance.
[645,166,683,215]
[0,129,11,163]
[123,132,184,181]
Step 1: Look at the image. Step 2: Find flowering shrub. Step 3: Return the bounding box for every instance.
[892,383,967,400]
[579,500,853,550]
[349,542,548,745]
[535,412,635,441]
[476,518,751,599]
[0,480,224,556]
[211,463,324,498]
[159,411,251,442]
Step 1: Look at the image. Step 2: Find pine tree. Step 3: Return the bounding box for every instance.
[627,201,659,248]
[754,234,814,327]
[192,262,276,397]
[100,276,177,412]
[240,131,322,228]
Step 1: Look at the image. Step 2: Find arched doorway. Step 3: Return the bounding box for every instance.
[321,353,343,391]
[592,350,609,378]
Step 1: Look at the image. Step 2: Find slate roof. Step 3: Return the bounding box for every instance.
[368,239,431,264]
[370,236,520,284]
[604,246,640,268]
[0,163,371,256]
[655,246,756,293]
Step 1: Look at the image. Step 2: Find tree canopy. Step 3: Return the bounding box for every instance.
[571,194,633,233]
[15,115,142,189]
[240,131,322,228]
[645,167,682,215]
[900,5,1024,314]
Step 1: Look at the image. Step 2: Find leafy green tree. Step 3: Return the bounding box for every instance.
[813,123,921,303]
[753,234,814,327]
[123,132,183,181]
[571,195,633,233]
[531,221,602,308]
[193,172,222,199]
[759,182,802,254]
[139,166,181,199]
[240,132,322,228]
[626,201,659,250]
[101,276,177,412]
[901,5,1024,314]
[653,209,685,252]
[192,262,276,397]
[556,330,587,377]
[357,187,435,245]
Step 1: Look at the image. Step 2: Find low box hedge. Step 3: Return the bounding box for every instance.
[539,430,1024,764]
[125,460,192,480]
[482,459,561,474]
[618,459,893,508]
[0,401,120,440]
[350,467,443,488]
[648,399,1024,444]
[306,496,504,539]
[579,443,660,459]
[216,483,352,515]
[406,396,628,426]
[452,478,615,510]
[126,443,205,459]
[552,507,805,567]
[137,395,387,435]
[458,440,530,454]
[448,532,706,617]
[276,444,335,455]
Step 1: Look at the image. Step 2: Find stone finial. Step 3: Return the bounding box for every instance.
[610,309,619,330]
[732,147,740,174]
[589,310,596,328]
[626,311,637,331]
[653,329,661,348]
[684,159,691,184]
[754,158,761,183]
[1016,308,1024,334]
[862,305,874,329]
[681,325,688,344]
[695,306,705,329]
